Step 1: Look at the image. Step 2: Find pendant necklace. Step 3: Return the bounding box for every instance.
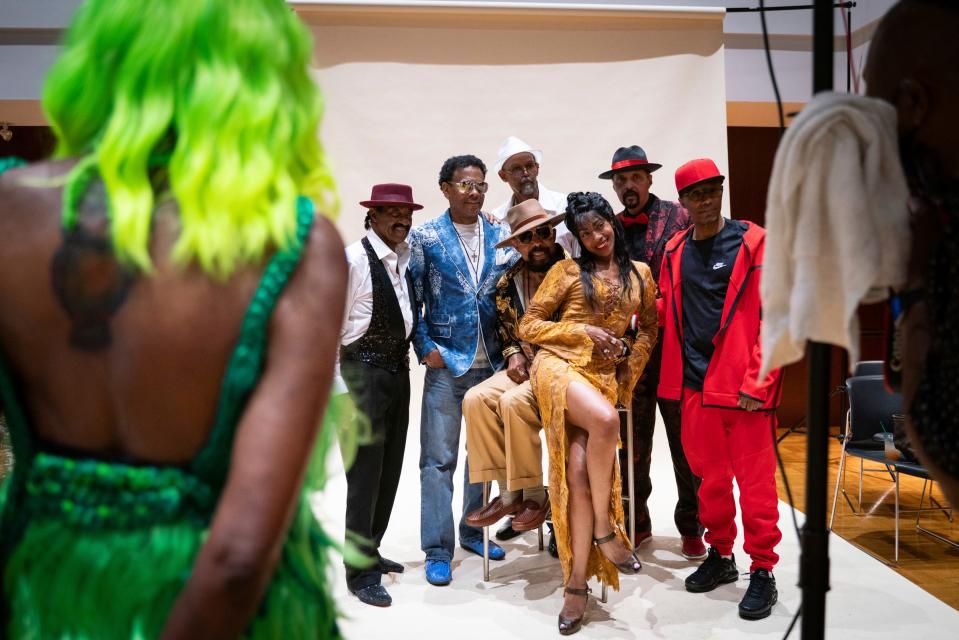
[454,221,482,280]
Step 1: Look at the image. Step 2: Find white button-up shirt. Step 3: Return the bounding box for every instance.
[490,183,580,258]
[334,229,413,393]
[341,229,414,346]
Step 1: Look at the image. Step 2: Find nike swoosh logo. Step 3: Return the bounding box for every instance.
[712,262,725,270]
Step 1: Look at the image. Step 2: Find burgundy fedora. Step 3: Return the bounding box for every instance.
[359,183,424,211]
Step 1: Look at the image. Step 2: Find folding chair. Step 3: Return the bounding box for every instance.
[828,374,952,561]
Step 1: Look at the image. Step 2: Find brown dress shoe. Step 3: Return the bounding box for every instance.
[464,496,522,528]
[511,498,550,532]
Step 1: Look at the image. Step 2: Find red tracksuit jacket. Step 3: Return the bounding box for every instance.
[656,220,783,410]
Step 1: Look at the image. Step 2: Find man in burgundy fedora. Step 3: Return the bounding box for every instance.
[337,183,422,607]
[598,145,705,559]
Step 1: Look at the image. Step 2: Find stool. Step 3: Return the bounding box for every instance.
[480,404,636,604]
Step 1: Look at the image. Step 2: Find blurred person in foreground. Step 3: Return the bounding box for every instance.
[865,0,959,509]
[0,0,349,637]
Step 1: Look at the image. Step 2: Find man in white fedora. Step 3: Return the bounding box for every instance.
[490,136,578,258]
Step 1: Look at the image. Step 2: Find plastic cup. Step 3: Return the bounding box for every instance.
[883,432,901,461]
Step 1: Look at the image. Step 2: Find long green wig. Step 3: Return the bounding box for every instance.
[42,0,337,278]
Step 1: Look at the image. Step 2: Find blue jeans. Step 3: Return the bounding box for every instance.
[420,365,493,561]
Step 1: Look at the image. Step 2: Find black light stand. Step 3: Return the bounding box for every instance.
[799,4,835,638]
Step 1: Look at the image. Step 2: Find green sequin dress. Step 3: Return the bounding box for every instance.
[0,157,343,639]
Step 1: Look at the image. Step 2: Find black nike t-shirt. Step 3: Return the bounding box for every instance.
[680,219,747,390]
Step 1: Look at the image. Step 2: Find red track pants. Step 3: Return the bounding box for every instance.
[681,389,782,571]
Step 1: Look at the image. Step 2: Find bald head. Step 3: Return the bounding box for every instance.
[866,1,959,185]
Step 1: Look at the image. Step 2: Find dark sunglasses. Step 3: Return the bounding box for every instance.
[517,225,552,244]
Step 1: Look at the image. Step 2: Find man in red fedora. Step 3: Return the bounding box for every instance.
[337,183,423,607]
[462,199,568,547]
[657,158,784,620]
[598,145,704,559]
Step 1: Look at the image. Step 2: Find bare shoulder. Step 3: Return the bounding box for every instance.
[0,159,74,220]
[281,212,347,311]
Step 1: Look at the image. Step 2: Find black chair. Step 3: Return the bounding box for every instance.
[851,360,883,378]
[828,374,950,562]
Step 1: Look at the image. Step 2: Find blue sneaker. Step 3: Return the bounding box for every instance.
[425,559,452,586]
[460,538,505,561]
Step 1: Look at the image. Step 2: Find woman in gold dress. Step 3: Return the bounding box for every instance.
[518,192,658,635]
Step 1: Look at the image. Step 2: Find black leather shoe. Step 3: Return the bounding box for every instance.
[685,547,739,593]
[739,569,777,620]
[548,531,558,558]
[350,584,392,607]
[378,557,405,574]
[495,518,522,541]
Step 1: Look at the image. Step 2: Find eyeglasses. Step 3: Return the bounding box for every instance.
[447,180,489,194]
[683,184,723,203]
[505,161,539,178]
[516,225,552,244]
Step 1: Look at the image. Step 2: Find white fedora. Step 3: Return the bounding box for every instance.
[494,136,544,173]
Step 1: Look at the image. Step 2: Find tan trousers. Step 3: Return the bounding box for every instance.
[462,369,543,491]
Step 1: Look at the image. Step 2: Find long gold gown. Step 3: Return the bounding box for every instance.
[518,258,658,589]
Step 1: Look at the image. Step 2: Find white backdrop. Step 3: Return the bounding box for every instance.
[303,2,729,244]
[307,3,732,578]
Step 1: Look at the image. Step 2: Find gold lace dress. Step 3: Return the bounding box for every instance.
[518,258,658,589]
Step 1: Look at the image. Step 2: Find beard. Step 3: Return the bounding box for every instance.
[518,181,536,197]
[526,245,561,272]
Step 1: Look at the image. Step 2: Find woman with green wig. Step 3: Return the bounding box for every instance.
[0,0,349,637]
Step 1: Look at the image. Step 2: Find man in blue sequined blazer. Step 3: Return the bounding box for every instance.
[408,154,517,586]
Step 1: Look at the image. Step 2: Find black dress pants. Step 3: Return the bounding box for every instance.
[341,360,410,591]
[619,339,704,538]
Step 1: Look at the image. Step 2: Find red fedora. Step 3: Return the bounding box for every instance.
[359,183,424,211]
[675,158,725,194]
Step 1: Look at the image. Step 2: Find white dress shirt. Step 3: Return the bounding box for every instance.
[341,229,414,346]
[334,230,413,391]
[490,183,580,258]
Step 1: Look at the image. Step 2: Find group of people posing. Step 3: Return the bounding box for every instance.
[337,137,785,634]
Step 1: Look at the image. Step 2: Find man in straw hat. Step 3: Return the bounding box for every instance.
[462,199,569,547]
[657,158,783,620]
[338,183,423,607]
[598,145,704,560]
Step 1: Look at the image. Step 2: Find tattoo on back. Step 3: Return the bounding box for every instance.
[50,180,137,350]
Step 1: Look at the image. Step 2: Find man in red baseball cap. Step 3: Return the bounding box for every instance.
[598,145,703,559]
[337,183,423,607]
[657,158,784,620]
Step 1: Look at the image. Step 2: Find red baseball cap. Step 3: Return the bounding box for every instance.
[675,158,725,194]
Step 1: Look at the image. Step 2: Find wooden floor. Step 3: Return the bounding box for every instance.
[774,426,959,611]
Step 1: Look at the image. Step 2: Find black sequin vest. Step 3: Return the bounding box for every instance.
[340,237,416,374]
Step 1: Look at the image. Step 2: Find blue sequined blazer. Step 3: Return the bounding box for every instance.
[409,210,517,377]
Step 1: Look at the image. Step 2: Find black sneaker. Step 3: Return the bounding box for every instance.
[684,547,739,593]
[495,518,522,541]
[739,569,778,620]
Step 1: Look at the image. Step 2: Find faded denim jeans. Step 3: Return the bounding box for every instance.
[420,365,493,561]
